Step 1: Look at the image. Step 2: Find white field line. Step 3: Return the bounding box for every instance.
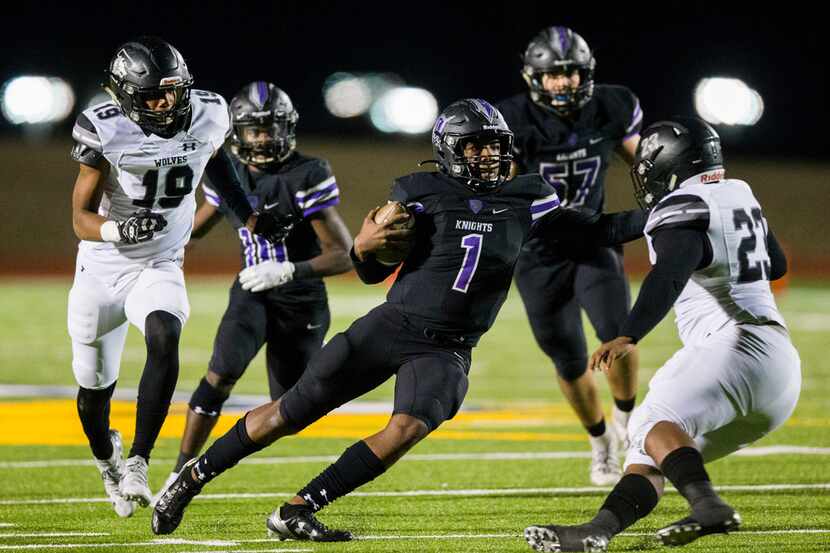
[0,533,108,538]
[1,445,828,470]
[1,530,830,550]
[1,482,828,507]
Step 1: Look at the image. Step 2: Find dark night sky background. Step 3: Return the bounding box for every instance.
[2,4,826,158]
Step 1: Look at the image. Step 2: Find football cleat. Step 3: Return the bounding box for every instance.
[524,524,610,552]
[150,470,180,508]
[589,433,621,486]
[151,459,203,535]
[120,455,152,506]
[657,510,742,547]
[93,429,136,518]
[266,503,352,542]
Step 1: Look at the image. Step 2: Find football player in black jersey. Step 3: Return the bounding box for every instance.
[498,26,643,485]
[151,98,647,540]
[153,82,353,500]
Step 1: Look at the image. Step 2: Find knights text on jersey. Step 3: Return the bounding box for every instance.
[71,89,231,263]
[497,85,641,212]
[386,172,560,340]
[644,177,786,345]
[202,151,339,293]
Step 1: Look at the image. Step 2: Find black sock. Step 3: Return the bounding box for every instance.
[174,451,194,473]
[614,397,636,412]
[129,311,181,460]
[296,440,386,512]
[586,418,606,438]
[660,447,728,515]
[189,415,265,486]
[593,473,659,535]
[77,383,117,460]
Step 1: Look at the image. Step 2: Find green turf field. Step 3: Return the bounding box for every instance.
[0,276,828,552]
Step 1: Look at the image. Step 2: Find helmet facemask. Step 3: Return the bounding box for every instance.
[231,111,298,167]
[523,63,595,115]
[444,131,514,191]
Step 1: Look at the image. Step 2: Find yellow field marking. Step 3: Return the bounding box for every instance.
[0,400,587,446]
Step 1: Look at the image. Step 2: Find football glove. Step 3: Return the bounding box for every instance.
[252,210,297,244]
[118,210,167,244]
[239,260,295,292]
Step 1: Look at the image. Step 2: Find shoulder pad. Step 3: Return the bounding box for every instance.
[645,193,709,234]
[595,85,643,140]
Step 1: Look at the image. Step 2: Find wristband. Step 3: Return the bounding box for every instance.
[100,220,121,243]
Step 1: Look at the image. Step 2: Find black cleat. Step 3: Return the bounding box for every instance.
[524,524,610,552]
[266,503,352,542]
[151,459,203,535]
[657,510,742,547]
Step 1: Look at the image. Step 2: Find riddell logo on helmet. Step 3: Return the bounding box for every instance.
[700,170,725,183]
[160,76,182,86]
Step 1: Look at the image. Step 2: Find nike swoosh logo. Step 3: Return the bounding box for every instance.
[306,323,322,330]
[589,137,604,145]
[264,201,280,210]
[492,208,509,214]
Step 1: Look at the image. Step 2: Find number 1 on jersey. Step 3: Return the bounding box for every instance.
[452,234,483,293]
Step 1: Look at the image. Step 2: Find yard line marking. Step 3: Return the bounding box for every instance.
[1,445,828,470]
[0,533,108,538]
[1,482,828,506]
[0,530,829,550]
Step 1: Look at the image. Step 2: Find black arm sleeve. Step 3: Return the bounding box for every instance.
[620,227,707,342]
[204,149,253,224]
[767,228,787,281]
[350,247,397,285]
[532,207,647,247]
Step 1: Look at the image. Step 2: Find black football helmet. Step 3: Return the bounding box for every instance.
[631,117,724,209]
[522,26,595,115]
[431,99,513,192]
[103,36,193,137]
[229,82,298,167]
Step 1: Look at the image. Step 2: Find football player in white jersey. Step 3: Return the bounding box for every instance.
[524,117,800,552]
[68,36,292,517]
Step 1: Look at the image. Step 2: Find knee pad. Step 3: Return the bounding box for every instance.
[189,377,231,417]
[144,311,182,357]
[553,356,588,381]
[77,382,116,415]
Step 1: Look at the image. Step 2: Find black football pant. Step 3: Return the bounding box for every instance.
[280,303,472,432]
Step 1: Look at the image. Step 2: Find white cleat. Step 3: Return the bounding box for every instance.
[611,406,631,452]
[120,455,152,507]
[589,432,621,486]
[151,471,180,508]
[94,430,136,518]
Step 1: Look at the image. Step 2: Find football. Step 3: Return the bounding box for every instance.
[372,201,415,265]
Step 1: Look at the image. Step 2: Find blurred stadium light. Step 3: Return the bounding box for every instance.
[369,86,438,134]
[694,77,763,126]
[323,72,373,118]
[1,76,75,125]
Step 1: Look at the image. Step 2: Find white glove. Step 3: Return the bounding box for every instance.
[239,260,295,292]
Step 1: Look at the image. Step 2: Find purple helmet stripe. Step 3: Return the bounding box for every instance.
[256,81,269,108]
[555,26,570,54]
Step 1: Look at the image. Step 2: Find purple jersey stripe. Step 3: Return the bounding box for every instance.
[530,199,561,214]
[256,235,270,261]
[296,183,339,207]
[204,191,221,206]
[275,241,287,262]
[302,197,340,217]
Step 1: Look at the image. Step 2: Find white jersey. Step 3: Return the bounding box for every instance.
[644,175,786,346]
[71,89,230,263]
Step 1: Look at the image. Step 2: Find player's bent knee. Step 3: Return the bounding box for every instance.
[554,357,588,381]
[144,310,182,355]
[384,415,429,448]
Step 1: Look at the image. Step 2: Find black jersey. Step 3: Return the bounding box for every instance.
[497,85,642,213]
[202,150,339,296]
[386,171,560,341]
